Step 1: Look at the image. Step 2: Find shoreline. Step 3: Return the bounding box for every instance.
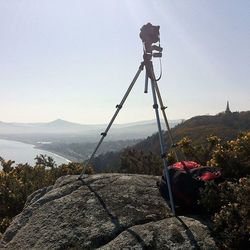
[35,146,72,163]
[0,138,71,165]
[34,145,77,163]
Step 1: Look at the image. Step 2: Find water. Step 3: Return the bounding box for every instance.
[0,139,70,167]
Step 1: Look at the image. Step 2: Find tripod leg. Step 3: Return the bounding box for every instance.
[79,62,144,179]
[147,63,176,215]
[144,72,149,93]
[154,82,179,161]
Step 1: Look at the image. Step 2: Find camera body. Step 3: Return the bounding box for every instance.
[140,23,162,58]
[140,23,160,46]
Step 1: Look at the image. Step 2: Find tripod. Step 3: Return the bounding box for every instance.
[79,54,176,215]
[79,23,177,214]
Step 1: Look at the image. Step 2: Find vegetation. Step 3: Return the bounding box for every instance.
[183,132,250,249]
[120,149,162,175]
[92,151,121,173]
[199,177,249,249]
[0,155,93,233]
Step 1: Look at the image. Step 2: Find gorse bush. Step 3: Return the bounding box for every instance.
[178,132,250,179]
[208,132,250,179]
[178,135,221,165]
[199,177,250,249]
[0,155,93,233]
[182,132,250,249]
[213,177,250,249]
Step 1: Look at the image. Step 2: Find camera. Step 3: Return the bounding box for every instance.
[140,23,160,46]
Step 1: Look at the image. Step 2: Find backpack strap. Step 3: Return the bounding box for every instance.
[180,161,191,174]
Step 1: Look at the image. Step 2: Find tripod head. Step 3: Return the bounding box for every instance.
[140,23,163,59]
[140,23,163,93]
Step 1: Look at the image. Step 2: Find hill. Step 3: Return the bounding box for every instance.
[173,111,250,141]
[135,111,250,154]
[92,111,250,172]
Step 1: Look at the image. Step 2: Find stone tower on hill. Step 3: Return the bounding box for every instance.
[225,101,231,114]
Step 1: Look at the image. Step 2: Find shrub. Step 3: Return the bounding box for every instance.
[180,132,250,248]
[178,135,221,165]
[212,177,250,249]
[0,155,93,233]
[208,132,250,179]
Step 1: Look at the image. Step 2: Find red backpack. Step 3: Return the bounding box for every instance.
[158,161,222,211]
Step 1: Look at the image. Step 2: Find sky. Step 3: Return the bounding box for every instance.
[0,0,249,124]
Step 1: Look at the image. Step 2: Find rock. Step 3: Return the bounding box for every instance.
[0,174,217,249]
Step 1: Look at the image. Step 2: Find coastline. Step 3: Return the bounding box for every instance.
[34,145,76,163]
[0,138,71,165]
[35,146,72,163]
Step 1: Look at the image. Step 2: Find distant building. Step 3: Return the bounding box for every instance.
[225,101,231,114]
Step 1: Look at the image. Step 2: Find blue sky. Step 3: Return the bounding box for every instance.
[0,0,249,124]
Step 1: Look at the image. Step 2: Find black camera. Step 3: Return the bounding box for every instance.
[139,23,160,46]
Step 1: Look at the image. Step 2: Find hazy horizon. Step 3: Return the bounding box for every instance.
[0,0,249,124]
[0,117,183,125]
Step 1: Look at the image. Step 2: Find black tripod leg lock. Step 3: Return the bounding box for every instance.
[116,104,122,109]
[153,104,158,109]
[101,132,107,137]
[139,62,145,70]
[161,106,167,110]
[161,152,167,158]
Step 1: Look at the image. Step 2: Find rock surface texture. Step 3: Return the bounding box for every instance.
[0,174,217,249]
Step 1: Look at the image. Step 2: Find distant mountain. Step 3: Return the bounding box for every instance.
[0,118,182,143]
[45,119,84,127]
[0,119,100,134]
[112,119,182,128]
